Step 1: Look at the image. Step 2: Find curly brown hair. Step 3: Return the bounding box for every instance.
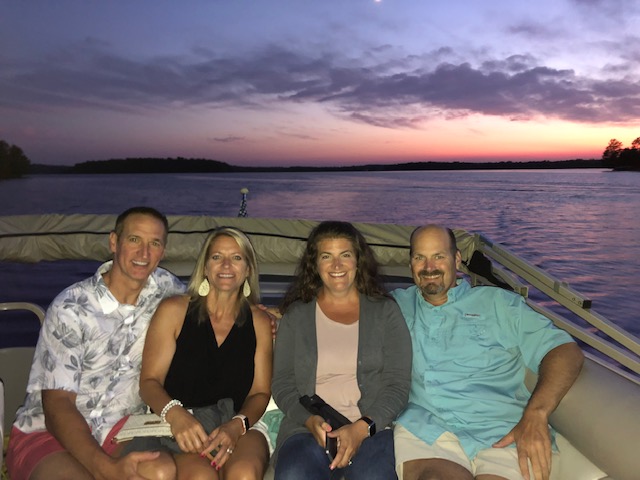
[279,221,388,313]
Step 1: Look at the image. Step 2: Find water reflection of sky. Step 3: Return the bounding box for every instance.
[1,169,639,340]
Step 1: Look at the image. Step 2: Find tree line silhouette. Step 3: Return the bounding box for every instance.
[602,136,640,170]
[0,140,31,179]
[5,135,640,178]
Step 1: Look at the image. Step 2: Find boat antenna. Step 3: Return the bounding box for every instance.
[238,187,249,217]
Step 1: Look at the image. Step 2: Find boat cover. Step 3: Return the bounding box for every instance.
[0,214,477,268]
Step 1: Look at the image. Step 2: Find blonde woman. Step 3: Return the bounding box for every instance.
[128,227,272,479]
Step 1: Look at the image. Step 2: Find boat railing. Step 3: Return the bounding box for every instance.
[0,303,45,324]
[468,233,640,379]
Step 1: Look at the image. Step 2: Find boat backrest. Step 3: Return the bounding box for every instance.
[0,303,44,435]
[0,347,36,436]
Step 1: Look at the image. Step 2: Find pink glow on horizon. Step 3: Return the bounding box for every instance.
[3,1,639,167]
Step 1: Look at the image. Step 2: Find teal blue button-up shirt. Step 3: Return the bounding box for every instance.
[392,279,573,459]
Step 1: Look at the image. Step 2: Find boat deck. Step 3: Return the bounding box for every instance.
[2,215,640,479]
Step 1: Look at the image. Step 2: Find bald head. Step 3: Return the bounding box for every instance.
[410,224,458,257]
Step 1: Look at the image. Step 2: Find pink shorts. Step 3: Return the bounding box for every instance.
[5,416,128,479]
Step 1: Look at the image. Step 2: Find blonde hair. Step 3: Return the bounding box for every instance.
[187,227,260,321]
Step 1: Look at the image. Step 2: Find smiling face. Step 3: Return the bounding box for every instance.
[204,234,250,294]
[410,226,461,306]
[109,213,166,286]
[316,237,358,296]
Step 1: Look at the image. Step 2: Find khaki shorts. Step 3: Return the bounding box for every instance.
[394,424,557,480]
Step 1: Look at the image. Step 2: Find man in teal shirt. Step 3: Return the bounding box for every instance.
[392,225,584,480]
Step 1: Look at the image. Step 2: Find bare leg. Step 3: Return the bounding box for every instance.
[175,452,220,480]
[30,451,93,480]
[221,430,269,480]
[112,442,178,480]
[173,430,268,480]
[137,451,178,480]
[402,458,474,480]
[30,448,177,480]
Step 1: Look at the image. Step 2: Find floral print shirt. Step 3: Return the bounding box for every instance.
[13,261,185,445]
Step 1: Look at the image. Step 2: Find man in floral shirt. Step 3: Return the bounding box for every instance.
[6,206,185,480]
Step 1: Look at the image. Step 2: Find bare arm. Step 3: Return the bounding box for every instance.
[240,306,273,426]
[139,295,210,453]
[526,342,584,418]
[43,390,160,480]
[139,295,187,415]
[494,342,584,480]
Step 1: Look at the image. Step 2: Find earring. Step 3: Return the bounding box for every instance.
[198,278,210,296]
[243,279,251,298]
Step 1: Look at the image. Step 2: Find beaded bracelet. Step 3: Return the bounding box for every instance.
[160,399,183,422]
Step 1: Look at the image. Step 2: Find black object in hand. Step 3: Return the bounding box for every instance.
[326,432,338,461]
[300,394,351,460]
[299,394,351,429]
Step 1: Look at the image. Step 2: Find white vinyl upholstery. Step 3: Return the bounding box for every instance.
[1,379,4,471]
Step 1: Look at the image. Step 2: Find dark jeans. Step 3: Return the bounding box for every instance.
[274,429,397,480]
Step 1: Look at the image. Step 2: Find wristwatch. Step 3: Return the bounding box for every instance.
[359,416,376,437]
[232,414,250,435]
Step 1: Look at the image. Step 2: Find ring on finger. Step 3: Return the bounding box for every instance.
[227,447,233,454]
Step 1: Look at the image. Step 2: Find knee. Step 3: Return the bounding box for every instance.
[415,474,445,480]
[400,466,436,480]
[138,452,177,480]
[401,461,471,480]
[224,458,264,480]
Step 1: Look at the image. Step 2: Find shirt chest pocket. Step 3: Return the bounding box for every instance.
[441,316,488,348]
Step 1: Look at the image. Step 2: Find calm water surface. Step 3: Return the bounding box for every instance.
[1,169,639,346]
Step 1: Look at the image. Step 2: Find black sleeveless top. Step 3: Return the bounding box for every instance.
[164,301,256,412]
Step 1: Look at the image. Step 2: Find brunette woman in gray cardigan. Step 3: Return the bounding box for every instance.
[272,221,411,480]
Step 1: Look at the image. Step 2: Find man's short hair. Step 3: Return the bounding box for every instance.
[409,225,458,257]
[112,206,169,242]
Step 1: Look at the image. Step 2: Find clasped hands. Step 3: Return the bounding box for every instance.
[305,414,369,471]
[169,406,243,470]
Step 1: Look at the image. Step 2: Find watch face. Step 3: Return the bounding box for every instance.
[361,416,376,436]
[235,414,250,433]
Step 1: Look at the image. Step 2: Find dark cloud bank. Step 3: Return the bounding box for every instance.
[2,39,639,128]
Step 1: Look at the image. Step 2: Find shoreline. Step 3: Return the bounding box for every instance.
[28,157,604,175]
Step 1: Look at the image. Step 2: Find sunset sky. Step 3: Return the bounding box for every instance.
[2,0,639,167]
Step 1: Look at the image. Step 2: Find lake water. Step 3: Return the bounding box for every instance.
[1,169,639,348]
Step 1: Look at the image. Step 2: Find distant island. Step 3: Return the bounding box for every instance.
[3,136,639,179]
[29,157,606,175]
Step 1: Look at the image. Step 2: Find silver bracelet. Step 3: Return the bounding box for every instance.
[160,399,183,423]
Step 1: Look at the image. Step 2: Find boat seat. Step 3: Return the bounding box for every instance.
[0,303,44,437]
[1,379,4,474]
[551,433,610,480]
[528,354,639,480]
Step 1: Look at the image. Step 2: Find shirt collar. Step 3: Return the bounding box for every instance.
[93,261,158,314]
[417,277,470,308]
[446,277,470,303]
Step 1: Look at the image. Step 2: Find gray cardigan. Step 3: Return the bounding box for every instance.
[271,294,412,463]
